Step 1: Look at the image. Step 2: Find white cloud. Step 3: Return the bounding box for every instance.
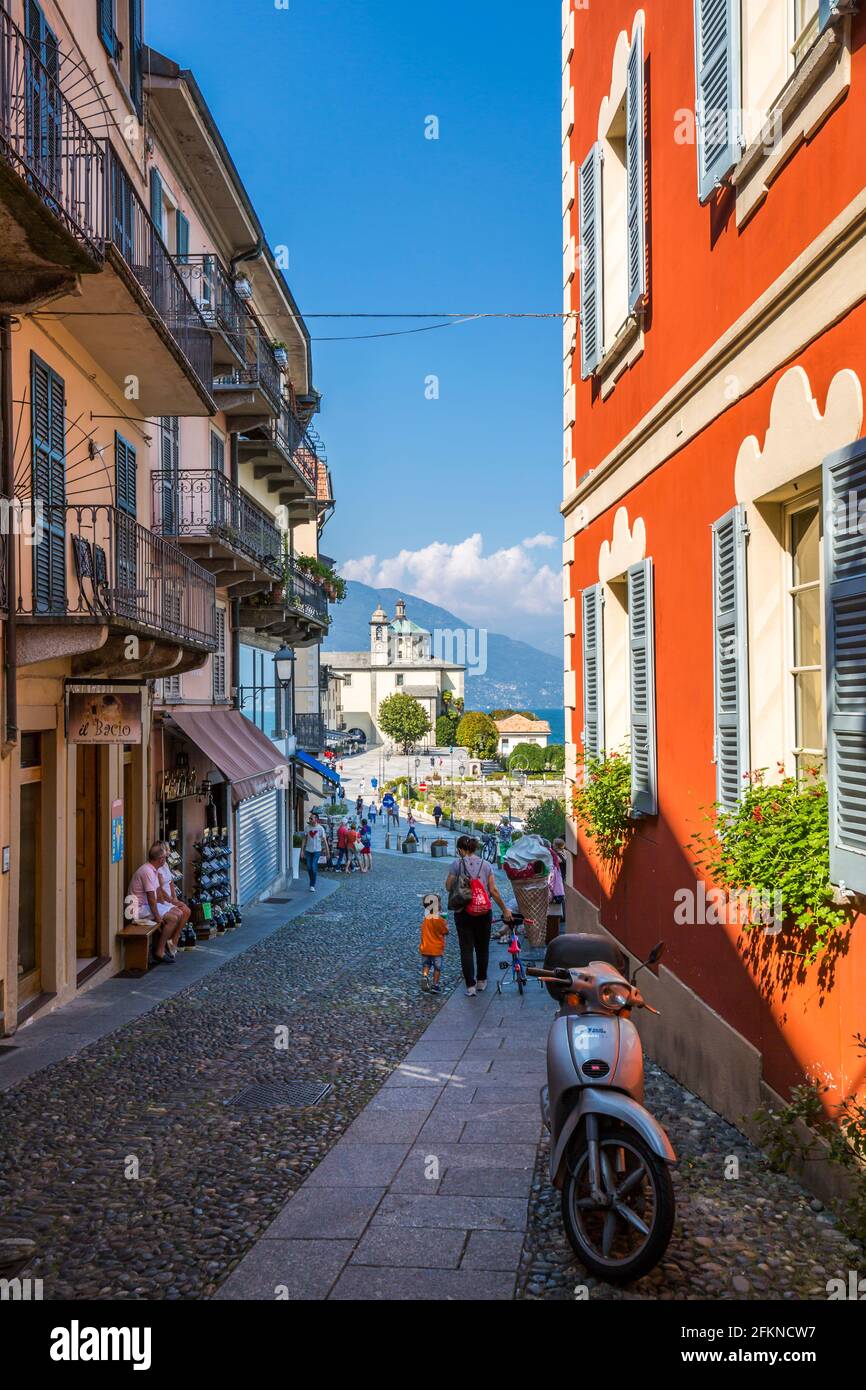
[339,532,562,644]
[522,532,557,549]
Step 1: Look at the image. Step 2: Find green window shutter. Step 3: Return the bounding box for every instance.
[213,608,227,702]
[30,353,67,615]
[158,417,179,533]
[149,168,163,237]
[97,0,115,57]
[581,584,605,758]
[693,0,741,203]
[824,438,866,894]
[175,211,190,263]
[114,432,137,516]
[626,24,647,314]
[578,144,603,380]
[129,0,143,117]
[628,558,657,815]
[712,506,750,810]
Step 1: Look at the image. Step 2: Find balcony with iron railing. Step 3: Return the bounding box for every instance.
[213,316,282,424]
[151,468,282,593]
[174,252,248,368]
[239,398,323,521]
[15,501,217,671]
[238,551,330,649]
[0,3,106,310]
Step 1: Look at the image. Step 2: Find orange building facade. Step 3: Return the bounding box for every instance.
[562,0,866,1160]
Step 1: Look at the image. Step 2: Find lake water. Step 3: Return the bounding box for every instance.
[536,708,565,745]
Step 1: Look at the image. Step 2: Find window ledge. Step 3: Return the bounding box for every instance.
[731,18,852,229]
[594,312,644,398]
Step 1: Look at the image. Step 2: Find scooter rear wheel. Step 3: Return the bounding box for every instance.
[561,1127,674,1283]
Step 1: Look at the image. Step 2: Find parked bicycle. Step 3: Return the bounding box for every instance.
[496,913,535,995]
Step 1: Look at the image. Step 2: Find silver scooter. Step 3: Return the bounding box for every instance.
[527,934,676,1283]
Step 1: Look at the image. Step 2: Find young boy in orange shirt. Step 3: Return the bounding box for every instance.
[419,892,448,994]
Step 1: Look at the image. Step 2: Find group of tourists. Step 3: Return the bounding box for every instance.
[302,811,373,889]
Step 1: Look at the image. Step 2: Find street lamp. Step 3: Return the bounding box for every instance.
[273,643,295,873]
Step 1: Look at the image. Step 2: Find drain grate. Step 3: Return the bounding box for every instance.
[263,897,292,904]
[227,1079,332,1111]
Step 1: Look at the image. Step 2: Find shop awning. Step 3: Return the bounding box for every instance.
[168,708,289,806]
[294,749,341,786]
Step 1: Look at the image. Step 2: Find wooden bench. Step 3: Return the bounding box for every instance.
[117,921,159,975]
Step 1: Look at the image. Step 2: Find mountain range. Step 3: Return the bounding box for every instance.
[324,582,564,712]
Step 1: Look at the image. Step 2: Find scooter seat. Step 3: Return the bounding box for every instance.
[543,933,627,1000]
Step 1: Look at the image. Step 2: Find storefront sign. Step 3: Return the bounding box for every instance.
[67,685,144,745]
[111,800,124,864]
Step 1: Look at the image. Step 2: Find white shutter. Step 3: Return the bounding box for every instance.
[628,559,658,815]
[626,24,647,314]
[578,144,603,379]
[693,0,741,202]
[824,439,866,893]
[712,507,750,809]
[582,585,604,758]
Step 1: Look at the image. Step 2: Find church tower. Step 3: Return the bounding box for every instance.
[370,604,390,667]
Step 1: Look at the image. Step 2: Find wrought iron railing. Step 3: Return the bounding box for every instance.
[15,501,217,649]
[108,153,213,395]
[216,319,281,414]
[174,253,247,362]
[151,469,282,573]
[284,554,329,626]
[275,400,320,491]
[294,712,326,751]
[0,6,107,259]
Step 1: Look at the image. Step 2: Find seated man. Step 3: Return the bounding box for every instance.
[127,843,182,964]
[158,841,191,957]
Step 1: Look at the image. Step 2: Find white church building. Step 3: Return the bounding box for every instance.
[326,599,466,748]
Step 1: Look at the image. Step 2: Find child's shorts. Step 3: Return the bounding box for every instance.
[421,954,443,971]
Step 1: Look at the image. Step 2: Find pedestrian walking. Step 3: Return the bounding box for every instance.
[359,820,373,873]
[368,800,378,826]
[446,835,513,996]
[335,818,349,871]
[433,803,443,829]
[346,821,361,872]
[303,814,328,891]
[355,794,364,820]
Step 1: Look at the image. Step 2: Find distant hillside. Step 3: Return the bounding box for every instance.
[324,582,564,713]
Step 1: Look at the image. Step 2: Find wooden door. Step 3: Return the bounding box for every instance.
[75,745,100,959]
[18,735,43,1004]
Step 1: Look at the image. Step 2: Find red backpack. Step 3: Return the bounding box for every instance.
[466,867,492,916]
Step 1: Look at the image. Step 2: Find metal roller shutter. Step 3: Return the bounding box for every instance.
[237,788,282,904]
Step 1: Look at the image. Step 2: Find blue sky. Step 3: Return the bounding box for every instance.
[147,0,563,653]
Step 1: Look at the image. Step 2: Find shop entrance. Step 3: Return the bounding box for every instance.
[75,744,102,969]
[17,734,44,1006]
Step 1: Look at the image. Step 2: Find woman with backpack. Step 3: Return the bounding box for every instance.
[446,835,513,996]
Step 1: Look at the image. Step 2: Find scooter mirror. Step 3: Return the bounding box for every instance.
[647,942,666,966]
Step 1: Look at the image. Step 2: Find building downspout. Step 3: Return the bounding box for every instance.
[230,237,263,277]
[1,315,18,755]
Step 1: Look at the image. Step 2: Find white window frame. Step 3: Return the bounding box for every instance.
[783,492,826,778]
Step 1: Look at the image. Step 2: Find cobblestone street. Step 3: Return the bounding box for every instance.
[1,837,861,1303]
[0,849,452,1300]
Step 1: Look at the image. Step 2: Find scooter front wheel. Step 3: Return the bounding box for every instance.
[561,1128,674,1283]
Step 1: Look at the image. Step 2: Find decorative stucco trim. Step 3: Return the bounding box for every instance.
[598,506,647,583]
[735,366,863,503]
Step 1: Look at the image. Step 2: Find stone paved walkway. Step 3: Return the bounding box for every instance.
[216,948,551,1300]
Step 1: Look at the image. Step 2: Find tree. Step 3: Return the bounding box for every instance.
[378,693,431,754]
[545,743,566,773]
[508,742,546,773]
[436,713,460,747]
[457,710,499,759]
[525,797,567,842]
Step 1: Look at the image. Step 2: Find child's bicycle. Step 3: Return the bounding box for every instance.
[496,913,531,995]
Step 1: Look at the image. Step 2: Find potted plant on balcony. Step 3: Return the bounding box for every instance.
[272,341,289,369]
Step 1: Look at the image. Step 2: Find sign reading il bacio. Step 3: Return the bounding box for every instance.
[66,684,144,745]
